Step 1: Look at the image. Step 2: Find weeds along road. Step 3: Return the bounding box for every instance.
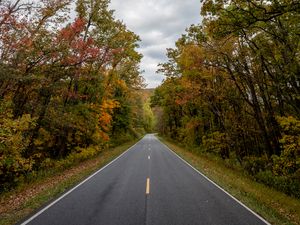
[19,134,269,225]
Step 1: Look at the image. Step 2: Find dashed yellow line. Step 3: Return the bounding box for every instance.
[146,178,150,195]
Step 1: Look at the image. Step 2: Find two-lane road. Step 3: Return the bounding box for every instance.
[20,134,269,225]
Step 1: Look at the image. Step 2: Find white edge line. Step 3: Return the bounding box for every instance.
[157,139,271,225]
[20,138,143,225]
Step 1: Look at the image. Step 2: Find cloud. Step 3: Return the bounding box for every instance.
[109,0,201,88]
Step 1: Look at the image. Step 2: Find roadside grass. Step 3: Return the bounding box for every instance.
[159,136,300,225]
[0,139,140,225]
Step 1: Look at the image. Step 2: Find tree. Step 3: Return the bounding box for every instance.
[0,0,146,191]
[154,0,300,197]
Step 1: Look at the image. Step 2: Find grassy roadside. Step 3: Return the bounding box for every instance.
[158,136,300,225]
[0,139,140,225]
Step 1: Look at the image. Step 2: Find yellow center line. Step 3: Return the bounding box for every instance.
[146,178,150,195]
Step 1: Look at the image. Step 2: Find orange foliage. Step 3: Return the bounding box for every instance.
[98,99,119,135]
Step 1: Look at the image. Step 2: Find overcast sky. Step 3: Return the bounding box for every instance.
[109,0,201,88]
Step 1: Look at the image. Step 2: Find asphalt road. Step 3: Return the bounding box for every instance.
[20,134,269,225]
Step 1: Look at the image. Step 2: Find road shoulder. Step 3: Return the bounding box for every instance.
[158,136,300,225]
[0,139,140,225]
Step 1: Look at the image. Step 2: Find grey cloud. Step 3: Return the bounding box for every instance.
[110,0,201,88]
[142,48,165,61]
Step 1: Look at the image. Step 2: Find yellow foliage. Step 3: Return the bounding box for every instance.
[179,44,204,71]
[95,99,120,141]
[202,131,229,158]
[116,79,128,91]
[0,113,36,189]
[272,116,300,176]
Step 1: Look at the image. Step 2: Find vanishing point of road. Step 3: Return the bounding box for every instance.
[20,134,269,225]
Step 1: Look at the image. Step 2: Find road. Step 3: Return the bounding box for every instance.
[20,134,269,225]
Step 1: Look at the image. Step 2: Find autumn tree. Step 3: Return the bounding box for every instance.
[153,0,300,197]
[0,0,146,191]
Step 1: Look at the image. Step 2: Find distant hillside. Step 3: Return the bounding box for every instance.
[139,88,155,102]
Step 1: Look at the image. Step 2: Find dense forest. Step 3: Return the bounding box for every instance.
[151,0,300,198]
[0,0,153,191]
[1,0,299,200]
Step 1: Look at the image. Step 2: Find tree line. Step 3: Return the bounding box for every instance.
[151,0,300,198]
[0,0,150,191]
